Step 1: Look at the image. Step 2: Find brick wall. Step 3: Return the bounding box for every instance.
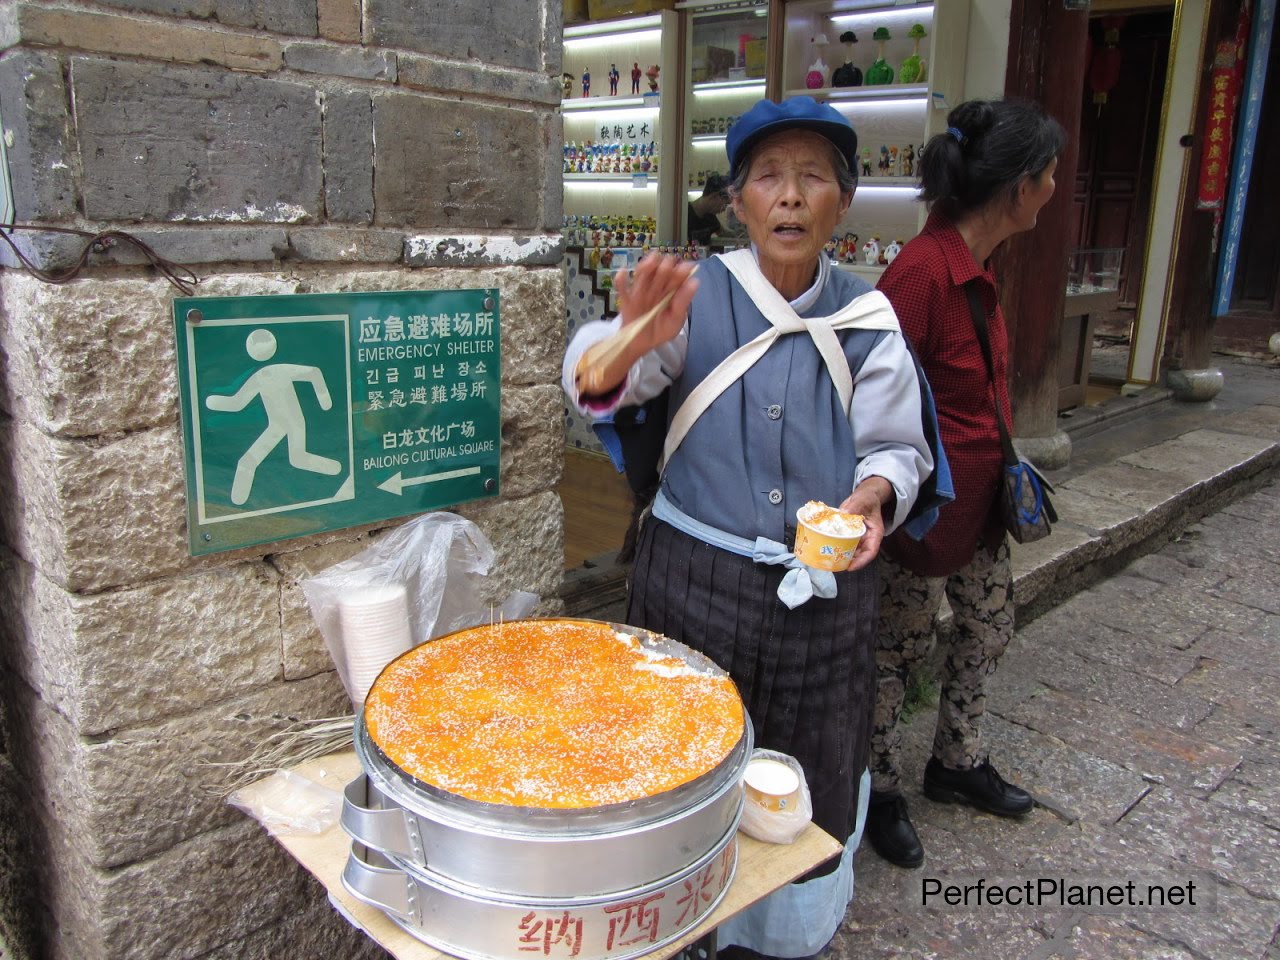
[0,2,566,956]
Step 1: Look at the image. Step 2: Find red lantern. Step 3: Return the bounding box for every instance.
[1088,16,1126,110]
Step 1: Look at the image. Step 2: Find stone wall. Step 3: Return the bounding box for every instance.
[0,1,565,956]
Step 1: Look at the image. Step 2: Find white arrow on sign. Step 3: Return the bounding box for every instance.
[378,465,482,496]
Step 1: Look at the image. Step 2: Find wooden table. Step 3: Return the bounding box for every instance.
[247,751,842,960]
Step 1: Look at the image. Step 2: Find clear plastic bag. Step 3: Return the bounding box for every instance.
[301,512,539,706]
[228,770,342,837]
[738,749,813,845]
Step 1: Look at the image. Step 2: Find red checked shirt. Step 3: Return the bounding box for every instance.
[877,211,1012,576]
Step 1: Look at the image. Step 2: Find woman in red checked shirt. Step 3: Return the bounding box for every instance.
[866,99,1066,869]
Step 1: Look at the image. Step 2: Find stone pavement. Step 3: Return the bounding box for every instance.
[828,358,1280,959]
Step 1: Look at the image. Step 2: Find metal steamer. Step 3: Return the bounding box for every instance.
[341,620,754,960]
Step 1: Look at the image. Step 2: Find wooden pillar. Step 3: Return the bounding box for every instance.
[997,0,1090,463]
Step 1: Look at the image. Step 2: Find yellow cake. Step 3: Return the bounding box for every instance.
[364,619,744,808]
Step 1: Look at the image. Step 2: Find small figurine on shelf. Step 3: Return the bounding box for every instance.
[878,144,891,176]
[861,148,872,177]
[824,237,838,260]
[589,242,601,270]
[631,62,642,95]
[645,64,660,93]
[842,232,859,263]
[608,63,620,96]
[562,73,574,99]
[862,236,881,266]
[899,24,928,84]
[805,33,829,89]
[889,146,900,176]
[832,31,863,87]
[884,240,903,265]
[600,246,614,269]
[685,240,700,261]
[582,68,591,98]
[902,144,916,178]
[866,27,895,85]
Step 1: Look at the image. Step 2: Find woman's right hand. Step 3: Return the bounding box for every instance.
[615,254,699,353]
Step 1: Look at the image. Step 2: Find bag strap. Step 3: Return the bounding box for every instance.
[963,281,1019,468]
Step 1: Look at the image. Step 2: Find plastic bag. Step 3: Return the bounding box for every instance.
[301,512,539,706]
[738,749,813,845]
[228,770,342,837]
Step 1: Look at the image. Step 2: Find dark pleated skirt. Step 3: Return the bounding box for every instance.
[628,517,878,869]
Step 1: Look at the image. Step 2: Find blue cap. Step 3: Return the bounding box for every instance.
[726,96,859,180]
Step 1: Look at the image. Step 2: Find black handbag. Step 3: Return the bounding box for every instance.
[964,283,1057,544]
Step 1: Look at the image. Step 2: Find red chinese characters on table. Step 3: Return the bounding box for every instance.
[518,911,584,958]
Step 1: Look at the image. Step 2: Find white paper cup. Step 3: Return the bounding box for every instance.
[743,758,801,813]
[339,585,412,702]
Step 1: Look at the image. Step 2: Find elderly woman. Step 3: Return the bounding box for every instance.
[563,97,934,957]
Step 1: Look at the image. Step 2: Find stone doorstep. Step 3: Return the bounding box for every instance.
[559,424,1280,629]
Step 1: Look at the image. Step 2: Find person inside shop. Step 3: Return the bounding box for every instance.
[687,172,730,245]
[866,98,1066,869]
[563,96,936,959]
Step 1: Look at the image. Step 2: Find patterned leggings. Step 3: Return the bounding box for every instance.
[870,538,1013,795]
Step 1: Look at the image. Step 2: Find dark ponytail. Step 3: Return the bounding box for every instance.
[918,98,1066,220]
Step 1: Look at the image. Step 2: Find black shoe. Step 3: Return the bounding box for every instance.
[922,757,1034,817]
[864,792,924,868]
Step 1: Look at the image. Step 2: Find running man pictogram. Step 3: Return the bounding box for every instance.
[205,328,343,505]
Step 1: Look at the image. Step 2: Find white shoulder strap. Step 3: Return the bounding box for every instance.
[660,251,901,471]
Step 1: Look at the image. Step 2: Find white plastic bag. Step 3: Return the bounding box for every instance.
[228,770,342,837]
[738,749,813,845]
[301,512,538,705]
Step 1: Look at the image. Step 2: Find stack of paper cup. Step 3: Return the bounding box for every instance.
[338,584,413,704]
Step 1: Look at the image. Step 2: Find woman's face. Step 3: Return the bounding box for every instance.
[1014,157,1058,232]
[732,130,852,274]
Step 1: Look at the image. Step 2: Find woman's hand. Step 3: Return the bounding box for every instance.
[615,254,699,353]
[576,254,699,398]
[840,477,896,572]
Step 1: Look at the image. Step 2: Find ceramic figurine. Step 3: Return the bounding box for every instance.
[805,33,829,89]
[824,237,838,260]
[884,239,903,265]
[877,244,888,266]
[889,146,900,176]
[608,63,620,95]
[582,69,591,98]
[646,64,660,93]
[631,62,642,94]
[842,232,859,263]
[902,144,915,177]
[866,27,895,85]
[600,247,614,269]
[562,73,574,99]
[861,148,872,177]
[589,243,600,269]
[862,237,880,266]
[878,145,891,175]
[899,24,928,84]
[831,31,863,87]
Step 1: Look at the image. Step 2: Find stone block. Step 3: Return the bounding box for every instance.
[1048,486,1147,548]
[198,893,390,959]
[404,233,564,267]
[90,0,318,36]
[14,4,285,72]
[4,669,347,868]
[500,384,564,499]
[0,756,42,960]
[1005,688,1241,794]
[1205,760,1280,831]
[365,0,544,71]
[321,91,375,223]
[317,0,361,42]
[373,92,549,230]
[1057,462,1188,532]
[1116,428,1276,490]
[459,490,564,605]
[0,50,78,221]
[0,230,89,274]
[1175,656,1280,724]
[2,551,284,735]
[285,40,395,80]
[1008,523,1102,609]
[71,58,321,223]
[98,226,290,266]
[289,227,403,263]
[1212,402,1280,441]
[1017,614,1199,687]
[40,816,320,960]
[398,53,559,104]
[1037,916,1198,960]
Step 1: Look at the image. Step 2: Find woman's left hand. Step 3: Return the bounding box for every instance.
[839,477,896,572]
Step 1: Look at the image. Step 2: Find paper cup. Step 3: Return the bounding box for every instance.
[743,758,801,813]
[339,585,413,702]
[793,504,865,572]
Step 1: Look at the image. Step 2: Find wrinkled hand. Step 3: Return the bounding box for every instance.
[839,477,896,572]
[615,254,699,352]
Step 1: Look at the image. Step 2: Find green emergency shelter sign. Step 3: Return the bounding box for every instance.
[173,289,500,556]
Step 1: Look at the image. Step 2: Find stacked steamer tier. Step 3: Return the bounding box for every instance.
[342,618,753,960]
